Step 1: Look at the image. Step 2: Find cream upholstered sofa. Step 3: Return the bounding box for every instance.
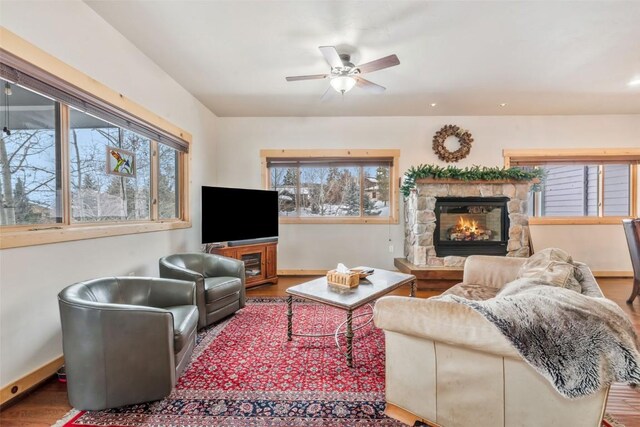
[374,255,609,427]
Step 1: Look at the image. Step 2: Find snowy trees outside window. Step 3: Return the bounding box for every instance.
[0,79,59,226]
[158,145,179,219]
[269,162,392,218]
[0,77,185,229]
[70,108,151,222]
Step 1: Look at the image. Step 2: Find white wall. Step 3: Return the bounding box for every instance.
[216,115,639,272]
[0,1,218,387]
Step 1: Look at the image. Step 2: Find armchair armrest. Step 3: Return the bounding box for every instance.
[204,255,245,280]
[204,254,246,307]
[463,255,527,289]
[159,257,207,327]
[115,277,197,308]
[373,296,520,358]
[159,260,205,284]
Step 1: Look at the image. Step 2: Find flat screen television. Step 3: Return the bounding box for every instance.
[202,186,278,245]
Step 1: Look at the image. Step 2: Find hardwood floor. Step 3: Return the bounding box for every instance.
[1,277,638,426]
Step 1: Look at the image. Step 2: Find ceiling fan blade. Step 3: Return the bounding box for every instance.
[356,77,386,94]
[356,54,400,74]
[285,74,328,81]
[319,46,344,68]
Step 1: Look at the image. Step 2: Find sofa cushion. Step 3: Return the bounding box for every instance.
[441,283,500,301]
[516,248,581,292]
[204,276,242,303]
[165,305,198,352]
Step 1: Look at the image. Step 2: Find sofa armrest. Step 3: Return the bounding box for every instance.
[463,255,527,289]
[374,296,520,358]
[574,262,604,298]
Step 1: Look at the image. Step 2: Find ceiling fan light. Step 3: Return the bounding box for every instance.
[330,76,356,93]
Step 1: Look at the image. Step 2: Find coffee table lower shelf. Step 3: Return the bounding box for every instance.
[286,298,375,365]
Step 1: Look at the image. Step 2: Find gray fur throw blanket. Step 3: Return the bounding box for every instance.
[436,278,640,398]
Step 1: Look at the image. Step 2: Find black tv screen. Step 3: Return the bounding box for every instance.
[202,186,279,244]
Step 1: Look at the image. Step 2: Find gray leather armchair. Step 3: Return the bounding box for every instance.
[58,277,198,410]
[159,252,246,329]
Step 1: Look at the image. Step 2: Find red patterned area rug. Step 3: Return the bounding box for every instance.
[59,298,402,426]
[56,297,624,427]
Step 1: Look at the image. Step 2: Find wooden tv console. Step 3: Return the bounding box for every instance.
[209,241,278,288]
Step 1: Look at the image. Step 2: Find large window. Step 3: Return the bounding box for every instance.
[262,150,399,224]
[0,46,190,248]
[504,149,639,224]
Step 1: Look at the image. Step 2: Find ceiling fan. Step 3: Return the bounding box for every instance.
[285,46,400,96]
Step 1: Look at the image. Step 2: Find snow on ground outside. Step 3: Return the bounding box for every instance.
[278,204,390,217]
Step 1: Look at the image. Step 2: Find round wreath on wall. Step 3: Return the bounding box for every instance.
[432,124,474,163]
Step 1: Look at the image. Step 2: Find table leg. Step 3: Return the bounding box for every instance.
[410,280,416,297]
[286,295,293,341]
[346,309,354,368]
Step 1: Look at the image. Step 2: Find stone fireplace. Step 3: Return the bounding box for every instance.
[404,179,532,267]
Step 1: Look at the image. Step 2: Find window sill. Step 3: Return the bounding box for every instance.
[0,220,192,249]
[279,217,399,225]
[529,217,631,225]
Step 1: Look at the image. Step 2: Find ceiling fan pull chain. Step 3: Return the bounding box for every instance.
[3,83,11,136]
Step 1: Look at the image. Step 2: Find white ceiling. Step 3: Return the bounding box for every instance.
[85,0,640,117]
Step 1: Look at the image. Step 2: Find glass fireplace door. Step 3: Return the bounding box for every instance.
[439,205,504,242]
[435,197,509,257]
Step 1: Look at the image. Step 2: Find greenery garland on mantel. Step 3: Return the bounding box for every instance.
[400,164,544,197]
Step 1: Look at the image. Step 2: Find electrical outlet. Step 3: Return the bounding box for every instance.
[388,244,394,253]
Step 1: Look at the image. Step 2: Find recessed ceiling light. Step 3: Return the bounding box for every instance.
[430,103,437,107]
[499,103,507,107]
[628,78,640,86]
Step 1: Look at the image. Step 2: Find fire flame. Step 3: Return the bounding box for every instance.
[447,215,491,241]
[457,216,480,233]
